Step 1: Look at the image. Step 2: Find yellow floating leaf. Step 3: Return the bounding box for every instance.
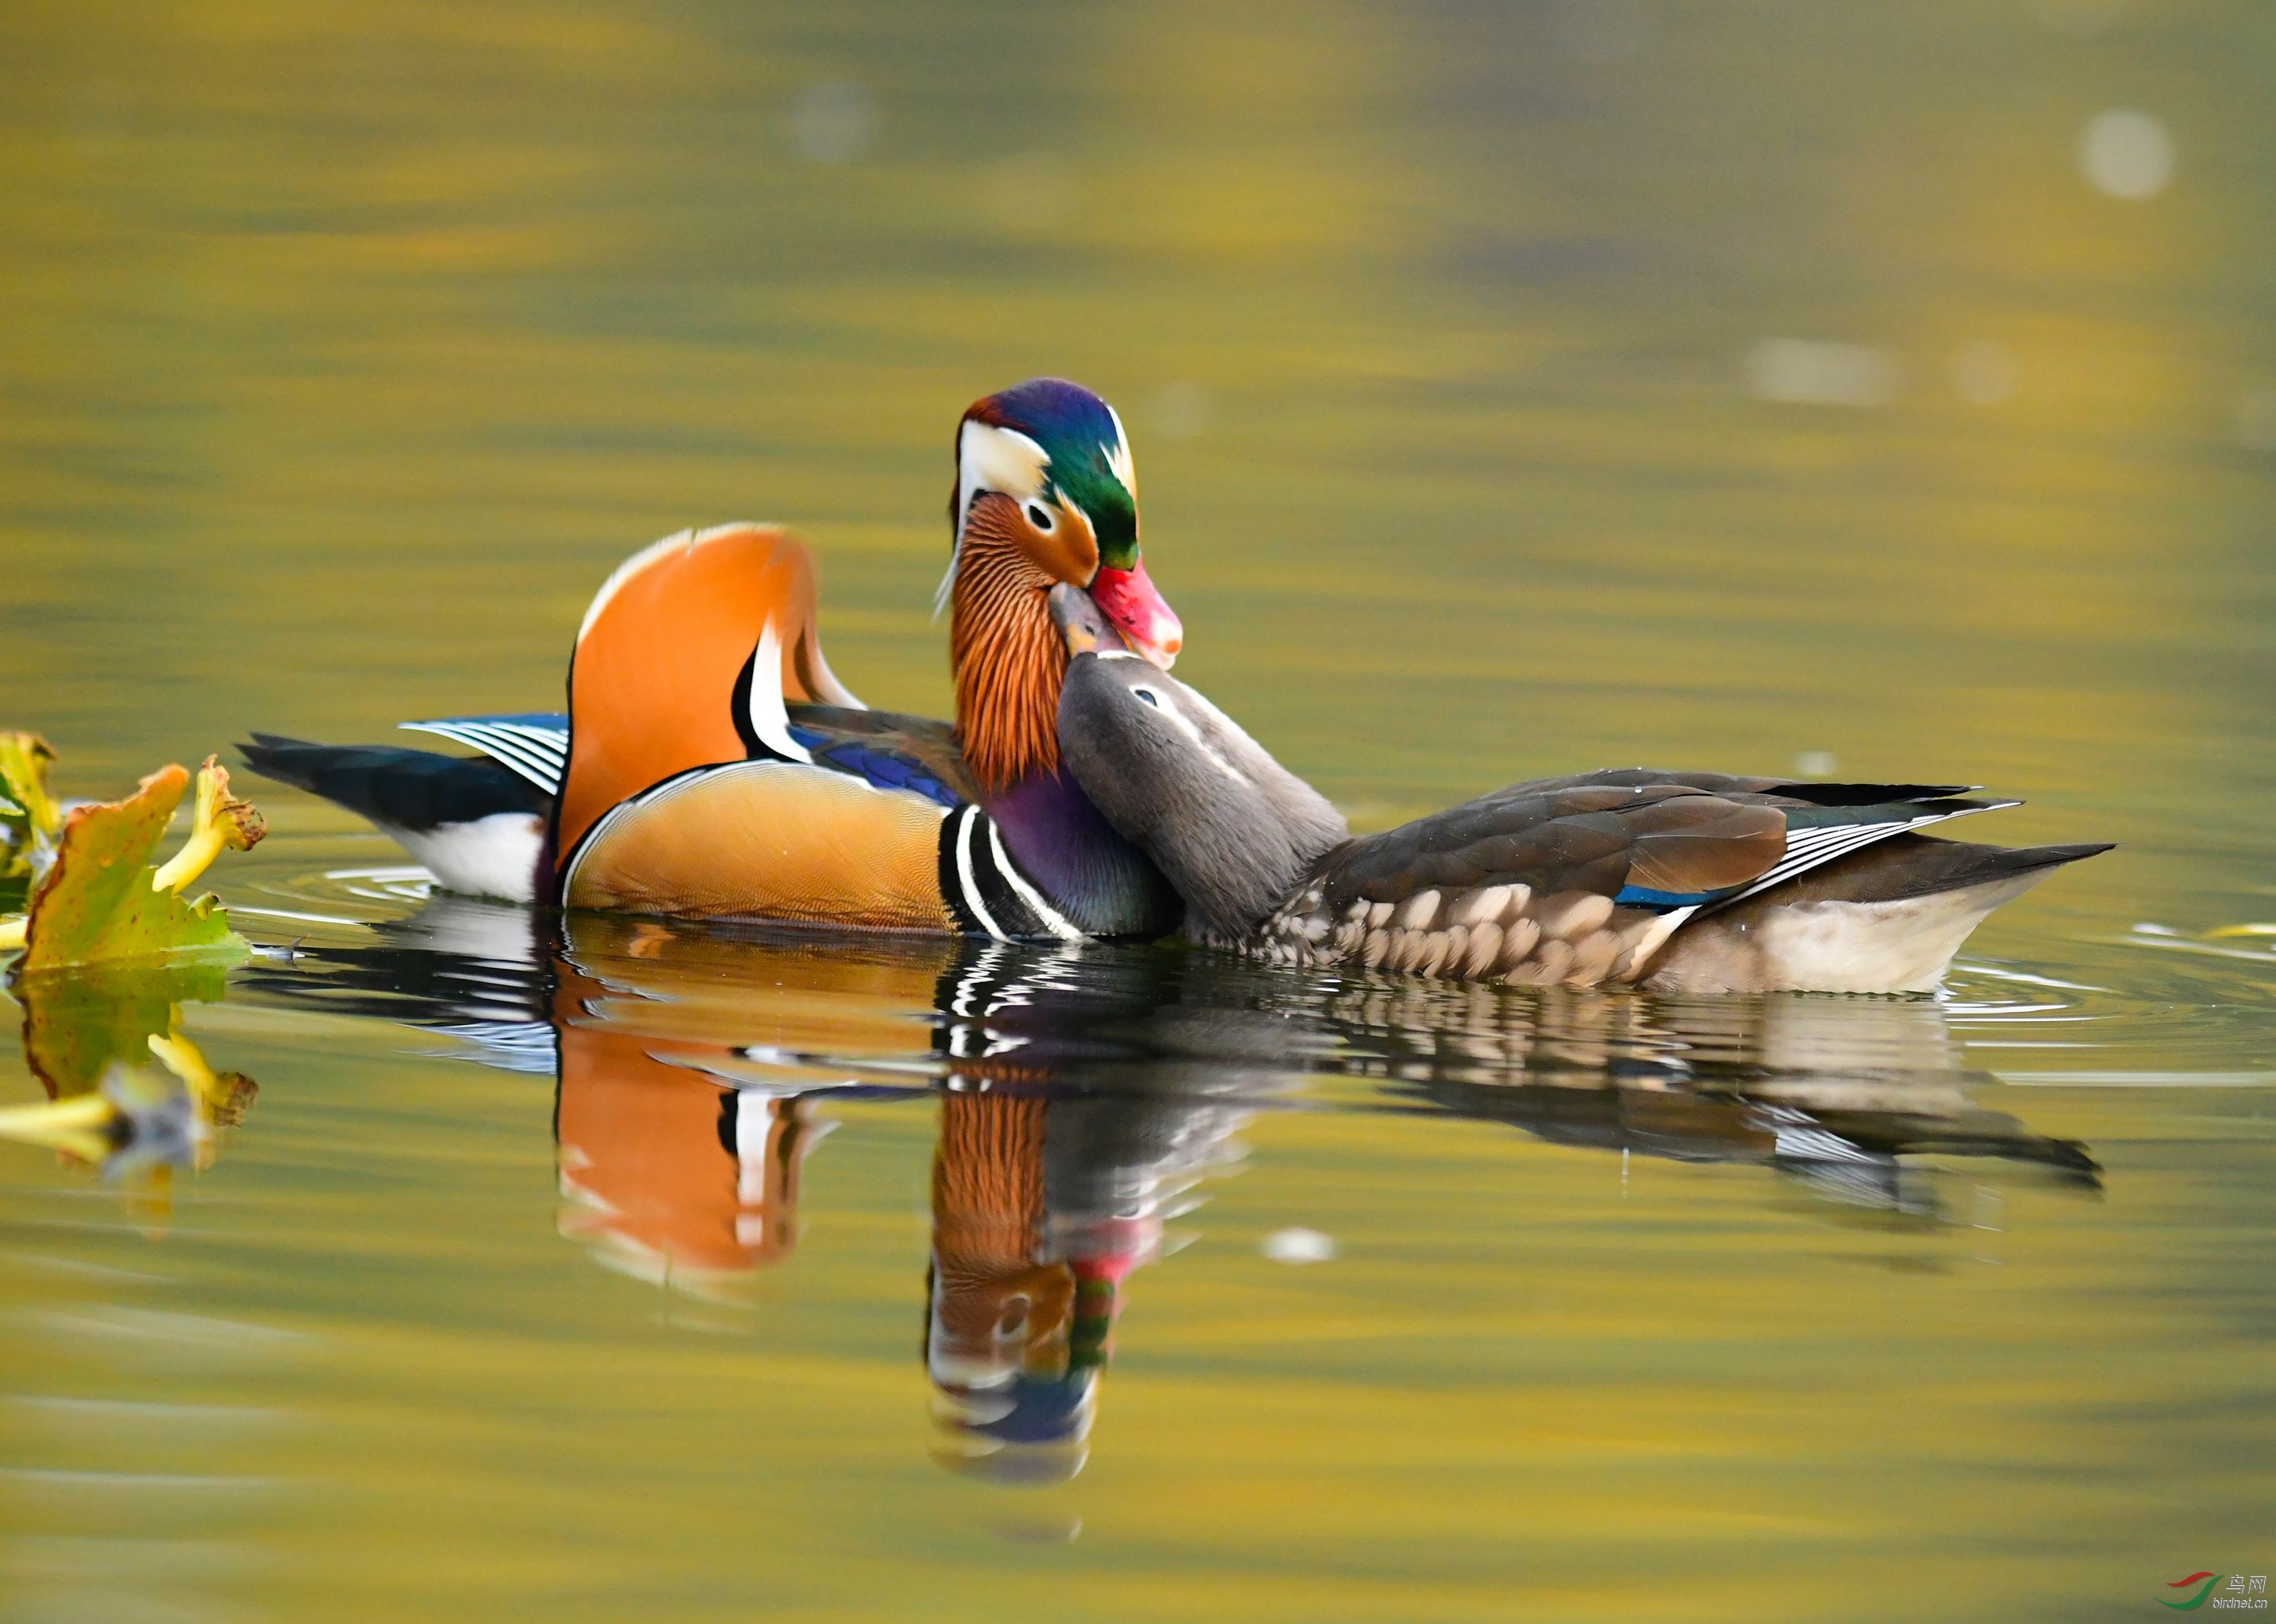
[1,731,59,909]
[0,731,60,847]
[17,764,249,973]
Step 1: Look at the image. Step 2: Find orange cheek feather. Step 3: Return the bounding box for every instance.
[1043,505,1101,585]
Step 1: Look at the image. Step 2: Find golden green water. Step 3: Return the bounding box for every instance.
[5,2,2276,1619]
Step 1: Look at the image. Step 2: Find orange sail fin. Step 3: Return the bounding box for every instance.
[556,524,863,873]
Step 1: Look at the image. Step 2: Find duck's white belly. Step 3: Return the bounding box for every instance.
[380,812,544,904]
[1642,874,2044,995]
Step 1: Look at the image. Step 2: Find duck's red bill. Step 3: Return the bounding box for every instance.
[1090,559,1182,670]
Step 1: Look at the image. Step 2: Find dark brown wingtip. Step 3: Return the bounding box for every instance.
[2020,841,2116,868]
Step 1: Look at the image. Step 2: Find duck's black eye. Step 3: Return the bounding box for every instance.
[1132,688,1160,708]
[1025,503,1054,532]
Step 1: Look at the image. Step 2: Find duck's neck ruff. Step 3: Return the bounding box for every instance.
[932,1092,1047,1270]
[951,507,1067,793]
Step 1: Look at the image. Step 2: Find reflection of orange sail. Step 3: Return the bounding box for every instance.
[555,1028,805,1280]
[552,958,821,1293]
[560,917,953,1061]
[540,921,957,1298]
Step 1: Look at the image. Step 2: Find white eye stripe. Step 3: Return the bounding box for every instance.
[1127,679,1244,784]
[942,420,1051,620]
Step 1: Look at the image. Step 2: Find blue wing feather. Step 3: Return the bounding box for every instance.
[786,726,962,809]
[1614,884,1727,908]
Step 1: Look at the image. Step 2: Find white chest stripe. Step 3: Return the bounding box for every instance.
[954,808,1011,942]
[986,821,1084,941]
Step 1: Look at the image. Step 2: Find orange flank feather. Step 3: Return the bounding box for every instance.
[555,524,858,870]
[952,494,1075,792]
[563,760,954,926]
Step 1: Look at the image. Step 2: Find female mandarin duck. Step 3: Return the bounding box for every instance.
[1047,589,2110,994]
[243,378,1187,941]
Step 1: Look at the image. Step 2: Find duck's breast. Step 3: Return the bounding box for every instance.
[562,760,956,930]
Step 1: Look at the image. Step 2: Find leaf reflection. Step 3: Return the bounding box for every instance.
[0,961,257,1227]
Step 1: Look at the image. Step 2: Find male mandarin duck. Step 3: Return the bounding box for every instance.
[243,378,1186,942]
[1047,588,2111,995]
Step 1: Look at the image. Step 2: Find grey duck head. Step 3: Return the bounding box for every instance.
[1048,586,1348,944]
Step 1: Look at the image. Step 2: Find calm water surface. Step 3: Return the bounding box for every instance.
[3,3,2274,1620]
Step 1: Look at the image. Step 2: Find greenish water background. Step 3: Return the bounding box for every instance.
[3,2,2274,1619]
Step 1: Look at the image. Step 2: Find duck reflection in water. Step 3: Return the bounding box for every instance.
[1319,977,2098,1215]
[550,945,831,1292]
[923,947,1277,1482]
[533,912,955,1301]
[925,1088,1119,1482]
[243,895,2101,1476]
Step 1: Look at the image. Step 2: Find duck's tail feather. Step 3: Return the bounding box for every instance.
[1709,797,2016,910]
[1646,836,2112,994]
[397,713,567,797]
[237,735,547,903]
[1771,835,2114,907]
[240,735,545,830]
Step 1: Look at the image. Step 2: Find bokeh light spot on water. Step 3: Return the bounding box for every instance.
[1745,339,1900,408]
[788,81,878,164]
[1792,750,1840,778]
[1951,340,2020,405]
[2078,109,2174,200]
[1260,1227,1338,1265]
